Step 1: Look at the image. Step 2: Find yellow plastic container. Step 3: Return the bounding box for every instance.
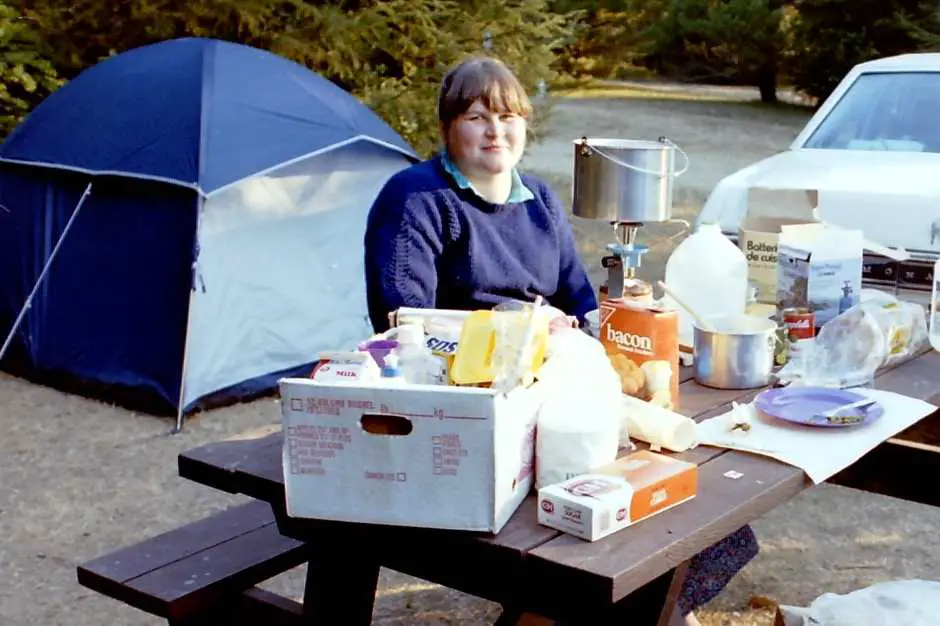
[450,309,548,386]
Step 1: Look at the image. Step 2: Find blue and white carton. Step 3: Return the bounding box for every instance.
[776,223,864,329]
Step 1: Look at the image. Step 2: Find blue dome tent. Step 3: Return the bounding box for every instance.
[0,37,418,429]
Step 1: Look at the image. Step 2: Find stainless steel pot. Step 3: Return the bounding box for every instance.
[693,315,777,390]
[572,137,688,223]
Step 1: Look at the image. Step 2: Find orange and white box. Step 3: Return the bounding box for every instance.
[279,377,543,533]
[536,450,698,541]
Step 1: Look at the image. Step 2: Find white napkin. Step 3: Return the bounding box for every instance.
[696,389,936,483]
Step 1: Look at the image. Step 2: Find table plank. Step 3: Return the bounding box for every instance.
[524,450,807,611]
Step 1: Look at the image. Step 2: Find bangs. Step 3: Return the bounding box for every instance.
[439,58,532,128]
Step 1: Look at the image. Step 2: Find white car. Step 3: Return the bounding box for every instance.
[698,52,940,301]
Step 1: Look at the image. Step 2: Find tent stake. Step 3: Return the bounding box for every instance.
[0,183,93,363]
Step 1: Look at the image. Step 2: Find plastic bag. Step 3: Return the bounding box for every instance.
[777,579,940,626]
[534,326,627,488]
[777,295,927,388]
[489,299,562,393]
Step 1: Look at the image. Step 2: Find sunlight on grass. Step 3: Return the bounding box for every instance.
[699,607,777,626]
[552,80,814,117]
[855,531,903,546]
[377,581,443,598]
[556,83,734,104]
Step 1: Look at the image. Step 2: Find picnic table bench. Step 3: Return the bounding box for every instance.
[77,499,309,625]
[78,349,940,625]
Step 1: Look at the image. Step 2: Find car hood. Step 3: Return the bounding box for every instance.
[699,149,940,254]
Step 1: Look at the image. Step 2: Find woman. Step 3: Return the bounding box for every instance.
[363,56,757,625]
[363,56,596,332]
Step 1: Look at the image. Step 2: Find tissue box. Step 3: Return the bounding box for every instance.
[536,450,698,541]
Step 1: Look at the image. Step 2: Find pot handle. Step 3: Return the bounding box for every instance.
[580,136,690,177]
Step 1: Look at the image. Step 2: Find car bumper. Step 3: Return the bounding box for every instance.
[722,232,936,307]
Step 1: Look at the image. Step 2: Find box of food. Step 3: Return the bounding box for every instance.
[536,450,698,541]
[598,299,680,410]
[279,375,542,533]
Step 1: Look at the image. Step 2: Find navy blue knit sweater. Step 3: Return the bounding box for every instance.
[364,155,597,332]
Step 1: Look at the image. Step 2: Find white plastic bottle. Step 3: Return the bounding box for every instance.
[394,323,442,384]
[662,222,749,347]
[930,258,940,352]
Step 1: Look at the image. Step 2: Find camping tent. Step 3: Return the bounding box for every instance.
[0,37,418,426]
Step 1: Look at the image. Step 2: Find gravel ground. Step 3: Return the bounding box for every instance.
[2,81,938,626]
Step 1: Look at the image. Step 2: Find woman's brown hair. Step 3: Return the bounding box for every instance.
[437,57,532,133]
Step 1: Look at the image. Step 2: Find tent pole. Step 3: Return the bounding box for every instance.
[172,194,204,435]
[0,183,93,362]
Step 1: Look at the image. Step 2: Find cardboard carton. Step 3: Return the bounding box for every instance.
[279,377,542,533]
[776,223,864,328]
[598,299,680,411]
[536,450,698,541]
[739,188,818,304]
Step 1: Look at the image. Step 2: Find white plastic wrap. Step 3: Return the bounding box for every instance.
[534,327,625,488]
[777,295,928,388]
[777,579,940,626]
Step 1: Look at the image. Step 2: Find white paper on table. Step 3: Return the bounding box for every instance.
[696,389,937,484]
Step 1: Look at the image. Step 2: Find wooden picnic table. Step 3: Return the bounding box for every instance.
[178,349,940,626]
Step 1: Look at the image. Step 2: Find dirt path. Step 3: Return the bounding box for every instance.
[2,85,938,626]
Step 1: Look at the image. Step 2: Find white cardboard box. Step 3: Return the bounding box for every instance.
[279,377,542,533]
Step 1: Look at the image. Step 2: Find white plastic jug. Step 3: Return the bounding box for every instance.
[662,222,749,348]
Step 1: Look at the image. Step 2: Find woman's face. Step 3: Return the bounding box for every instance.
[444,99,527,178]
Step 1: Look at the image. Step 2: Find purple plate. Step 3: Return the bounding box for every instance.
[754,387,884,428]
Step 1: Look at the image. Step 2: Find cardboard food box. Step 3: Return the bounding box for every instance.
[279,376,542,533]
[739,188,818,305]
[776,222,864,328]
[598,299,680,411]
[536,450,698,542]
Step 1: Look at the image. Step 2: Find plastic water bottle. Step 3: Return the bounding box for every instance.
[662,222,749,347]
[394,323,442,384]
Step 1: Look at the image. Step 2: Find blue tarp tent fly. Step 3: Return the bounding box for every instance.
[0,37,418,426]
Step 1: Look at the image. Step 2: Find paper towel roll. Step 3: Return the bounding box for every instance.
[621,394,698,452]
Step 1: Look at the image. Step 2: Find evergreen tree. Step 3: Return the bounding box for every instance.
[22,0,575,156]
[0,2,62,136]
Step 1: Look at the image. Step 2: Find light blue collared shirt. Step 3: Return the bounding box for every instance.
[440,149,535,204]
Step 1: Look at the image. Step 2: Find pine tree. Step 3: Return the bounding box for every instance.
[22,0,575,156]
[0,2,62,136]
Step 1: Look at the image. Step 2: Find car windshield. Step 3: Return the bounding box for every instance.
[803,71,940,153]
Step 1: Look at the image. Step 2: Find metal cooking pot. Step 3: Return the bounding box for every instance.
[572,136,689,223]
[693,315,777,390]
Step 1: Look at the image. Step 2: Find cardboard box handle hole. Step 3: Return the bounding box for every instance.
[360,413,413,436]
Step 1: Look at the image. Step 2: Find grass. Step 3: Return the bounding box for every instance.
[551,79,815,117]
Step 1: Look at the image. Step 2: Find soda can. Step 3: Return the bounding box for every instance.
[782,307,815,340]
